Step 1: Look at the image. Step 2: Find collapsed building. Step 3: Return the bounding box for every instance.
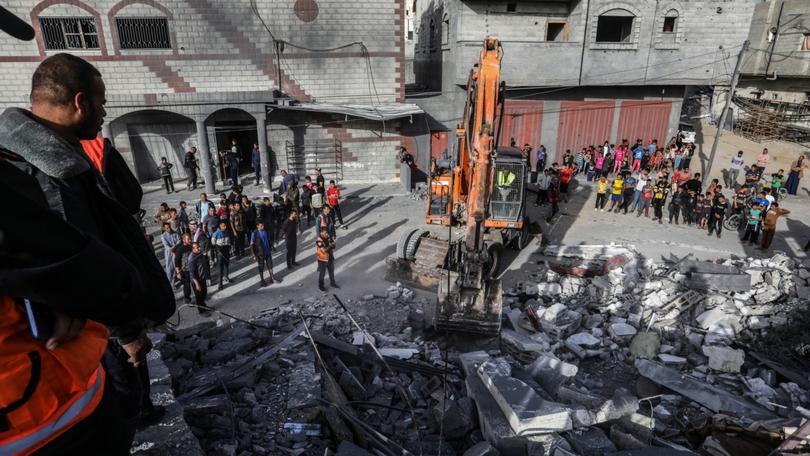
[133,246,810,456]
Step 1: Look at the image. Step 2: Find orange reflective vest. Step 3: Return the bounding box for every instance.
[0,296,108,455]
[80,135,105,173]
[315,239,330,262]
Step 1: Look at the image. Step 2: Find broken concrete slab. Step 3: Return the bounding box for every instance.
[501,329,550,363]
[528,353,578,396]
[657,354,687,366]
[688,272,751,293]
[432,397,477,440]
[566,332,601,347]
[678,260,740,275]
[464,369,526,454]
[378,347,419,360]
[701,345,745,373]
[635,359,776,419]
[463,441,500,456]
[477,361,573,435]
[565,427,617,456]
[609,323,638,339]
[610,425,648,451]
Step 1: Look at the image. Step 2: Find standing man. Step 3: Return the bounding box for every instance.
[174,233,193,303]
[756,148,770,170]
[326,180,344,227]
[0,53,175,444]
[160,222,181,283]
[188,242,210,314]
[251,143,262,186]
[282,210,299,268]
[196,192,215,219]
[228,139,240,186]
[315,230,339,292]
[760,202,790,250]
[729,150,744,188]
[184,147,199,190]
[230,201,246,258]
[707,194,728,238]
[535,145,547,183]
[158,156,175,194]
[211,221,233,288]
[251,220,277,286]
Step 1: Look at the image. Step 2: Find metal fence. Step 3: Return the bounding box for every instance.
[284,139,344,182]
[115,17,171,49]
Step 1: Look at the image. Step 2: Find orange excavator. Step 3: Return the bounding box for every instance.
[390,38,533,335]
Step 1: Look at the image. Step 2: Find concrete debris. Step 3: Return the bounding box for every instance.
[701,345,745,373]
[138,250,809,456]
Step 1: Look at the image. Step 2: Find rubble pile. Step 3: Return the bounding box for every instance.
[154,250,810,456]
[492,247,810,454]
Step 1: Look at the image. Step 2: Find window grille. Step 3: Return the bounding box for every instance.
[39,17,99,50]
[115,17,171,49]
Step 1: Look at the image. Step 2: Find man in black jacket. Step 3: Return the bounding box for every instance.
[0,54,175,442]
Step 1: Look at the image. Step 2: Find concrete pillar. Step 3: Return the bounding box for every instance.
[256,112,271,194]
[101,123,113,145]
[196,118,215,195]
[610,100,622,145]
[540,100,560,163]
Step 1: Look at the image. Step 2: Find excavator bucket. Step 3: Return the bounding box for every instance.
[436,270,502,336]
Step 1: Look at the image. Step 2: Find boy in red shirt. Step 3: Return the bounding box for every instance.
[559,166,573,203]
[326,180,344,226]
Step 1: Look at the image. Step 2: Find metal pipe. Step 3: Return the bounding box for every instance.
[764,1,784,78]
[577,0,591,87]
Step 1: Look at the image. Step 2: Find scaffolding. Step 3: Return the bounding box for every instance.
[733,96,810,143]
[284,139,344,182]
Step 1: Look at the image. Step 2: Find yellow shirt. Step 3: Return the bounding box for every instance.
[597,181,608,194]
[612,179,623,195]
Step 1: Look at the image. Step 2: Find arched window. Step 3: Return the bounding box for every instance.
[596,9,634,43]
[663,9,678,33]
[110,1,173,51]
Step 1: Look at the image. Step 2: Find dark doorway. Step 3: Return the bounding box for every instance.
[213,120,258,181]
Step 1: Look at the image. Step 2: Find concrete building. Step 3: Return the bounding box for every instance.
[0,0,411,192]
[738,0,810,105]
[405,0,756,166]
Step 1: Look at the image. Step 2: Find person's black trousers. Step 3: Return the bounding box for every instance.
[535,189,547,205]
[318,258,336,287]
[286,239,297,267]
[217,247,230,285]
[162,176,174,193]
[257,256,273,281]
[682,206,692,225]
[301,204,312,226]
[181,271,191,301]
[653,203,664,220]
[193,280,208,306]
[187,169,197,190]
[668,204,680,223]
[331,204,344,225]
[742,223,759,244]
[235,231,245,256]
[708,217,722,236]
[595,193,607,209]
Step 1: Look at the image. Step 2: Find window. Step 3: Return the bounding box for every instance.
[116,17,171,49]
[595,14,634,43]
[546,21,567,42]
[802,33,810,51]
[506,3,517,13]
[663,16,676,33]
[39,17,99,50]
[442,14,450,45]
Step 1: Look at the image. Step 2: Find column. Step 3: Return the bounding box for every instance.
[256,112,271,193]
[196,118,215,195]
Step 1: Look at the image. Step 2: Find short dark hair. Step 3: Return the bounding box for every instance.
[31,53,101,106]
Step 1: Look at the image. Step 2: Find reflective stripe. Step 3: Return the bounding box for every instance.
[0,368,104,456]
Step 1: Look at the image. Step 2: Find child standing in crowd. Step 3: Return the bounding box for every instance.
[669,187,684,224]
[250,221,277,287]
[594,153,605,178]
[682,190,696,226]
[742,202,763,245]
[638,181,653,218]
[771,170,785,201]
[178,201,190,235]
[559,165,573,203]
[301,177,313,226]
[708,195,728,238]
[652,179,669,223]
[158,157,174,194]
[231,202,245,257]
[326,180,344,226]
[536,169,550,205]
[693,194,705,228]
[609,173,624,212]
[595,176,608,211]
[620,172,636,214]
[700,193,712,229]
[546,174,560,223]
[154,202,170,225]
[282,210,299,268]
[211,221,232,288]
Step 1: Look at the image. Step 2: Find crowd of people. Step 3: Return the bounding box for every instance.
[152,168,346,313]
[523,137,802,251]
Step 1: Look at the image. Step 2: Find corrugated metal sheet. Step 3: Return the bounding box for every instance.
[616,100,672,145]
[497,100,543,148]
[556,100,615,156]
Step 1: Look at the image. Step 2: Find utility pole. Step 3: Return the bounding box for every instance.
[704,40,749,188]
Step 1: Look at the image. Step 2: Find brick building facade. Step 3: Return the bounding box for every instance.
[405,0,756,167]
[0,0,410,192]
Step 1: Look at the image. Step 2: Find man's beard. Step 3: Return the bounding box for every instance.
[76,108,102,140]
